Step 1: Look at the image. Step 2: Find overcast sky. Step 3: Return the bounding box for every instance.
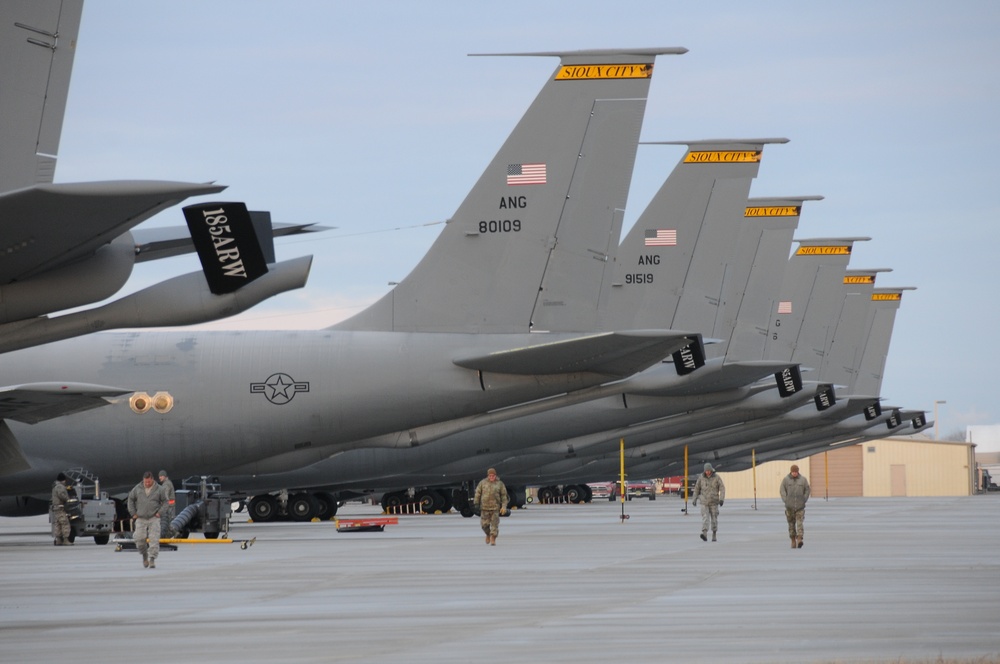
[55,1,999,438]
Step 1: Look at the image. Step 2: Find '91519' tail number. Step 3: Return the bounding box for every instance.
[479,219,521,233]
[625,273,653,284]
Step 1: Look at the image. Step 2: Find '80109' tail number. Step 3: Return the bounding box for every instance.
[479,219,521,233]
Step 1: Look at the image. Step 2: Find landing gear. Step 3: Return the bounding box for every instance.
[454,489,475,517]
[537,486,560,503]
[288,493,318,522]
[563,485,586,504]
[249,494,279,522]
[248,491,339,522]
[415,489,442,514]
[381,491,407,513]
[313,492,339,520]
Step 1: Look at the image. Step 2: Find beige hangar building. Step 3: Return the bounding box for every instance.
[717,436,979,499]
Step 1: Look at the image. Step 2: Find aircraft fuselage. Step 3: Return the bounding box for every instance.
[0,329,627,497]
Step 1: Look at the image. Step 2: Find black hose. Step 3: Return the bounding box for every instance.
[170,502,203,533]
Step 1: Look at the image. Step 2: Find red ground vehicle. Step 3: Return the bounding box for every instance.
[586,482,615,499]
[661,476,694,495]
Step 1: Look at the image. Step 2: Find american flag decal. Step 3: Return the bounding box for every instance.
[644,229,677,246]
[507,163,547,185]
[777,301,792,314]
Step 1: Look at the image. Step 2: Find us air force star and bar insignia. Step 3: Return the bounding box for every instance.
[251,373,310,405]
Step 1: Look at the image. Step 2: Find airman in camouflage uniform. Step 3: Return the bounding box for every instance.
[127,471,168,568]
[780,464,810,548]
[474,468,508,546]
[158,470,176,538]
[50,473,72,545]
[692,462,725,541]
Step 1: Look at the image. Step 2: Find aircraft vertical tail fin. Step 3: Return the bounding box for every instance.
[818,268,892,388]
[764,237,870,366]
[723,196,822,362]
[0,0,83,193]
[607,139,786,332]
[851,287,914,396]
[334,48,686,333]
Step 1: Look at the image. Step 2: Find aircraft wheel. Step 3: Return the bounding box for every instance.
[437,490,453,513]
[313,492,338,519]
[249,495,279,522]
[415,489,440,514]
[204,532,220,540]
[288,492,318,521]
[382,491,405,512]
[582,485,593,503]
[537,486,557,503]
[564,485,585,504]
[94,534,110,545]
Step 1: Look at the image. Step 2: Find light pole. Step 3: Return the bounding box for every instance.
[934,400,947,440]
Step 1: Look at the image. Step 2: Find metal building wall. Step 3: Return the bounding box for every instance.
[861,438,973,496]
[717,437,974,498]
[810,445,863,498]
[716,458,812,499]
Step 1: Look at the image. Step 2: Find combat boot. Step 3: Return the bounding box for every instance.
[490,535,496,546]
[149,558,156,569]
[142,552,149,568]
[790,537,796,549]
[485,534,491,544]
[797,537,803,548]
[700,531,707,541]
[711,531,717,542]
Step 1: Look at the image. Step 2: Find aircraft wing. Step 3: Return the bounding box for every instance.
[0,180,225,283]
[0,381,130,424]
[453,330,698,377]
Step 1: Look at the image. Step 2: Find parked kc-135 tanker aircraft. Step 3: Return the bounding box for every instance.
[0,1,927,522]
[0,0,704,516]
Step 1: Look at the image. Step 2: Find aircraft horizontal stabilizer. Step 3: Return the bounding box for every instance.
[0,180,226,283]
[133,221,328,263]
[640,359,799,397]
[453,330,698,377]
[0,382,131,424]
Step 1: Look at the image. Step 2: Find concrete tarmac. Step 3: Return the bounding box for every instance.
[1,495,998,664]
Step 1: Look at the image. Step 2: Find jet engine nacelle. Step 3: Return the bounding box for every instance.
[0,494,48,517]
[0,233,135,323]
